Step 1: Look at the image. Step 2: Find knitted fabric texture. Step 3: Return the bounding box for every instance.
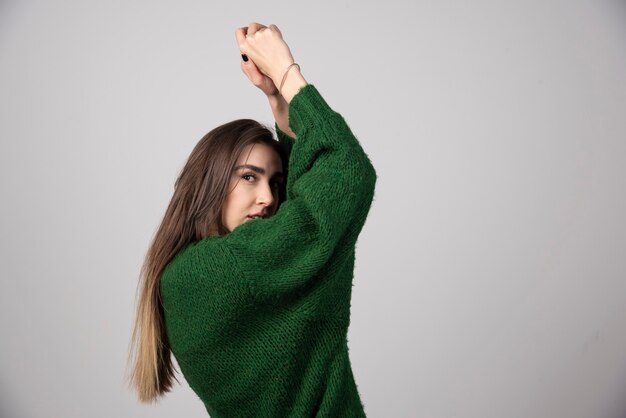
[160,84,377,417]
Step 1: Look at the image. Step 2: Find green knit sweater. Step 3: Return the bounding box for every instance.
[160,84,377,417]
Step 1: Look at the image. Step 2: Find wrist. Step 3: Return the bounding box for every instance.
[267,93,287,109]
[269,61,295,87]
[278,67,308,104]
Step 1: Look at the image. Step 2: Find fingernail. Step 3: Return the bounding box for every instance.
[241,54,248,62]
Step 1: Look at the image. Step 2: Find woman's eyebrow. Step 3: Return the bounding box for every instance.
[235,164,284,179]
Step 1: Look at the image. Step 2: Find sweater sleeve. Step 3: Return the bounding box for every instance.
[274,121,296,160]
[222,84,376,301]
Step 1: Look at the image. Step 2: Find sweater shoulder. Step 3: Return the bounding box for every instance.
[160,238,251,306]
[160,238,255,351]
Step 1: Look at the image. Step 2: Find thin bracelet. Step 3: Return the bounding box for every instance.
[279,63,300,97]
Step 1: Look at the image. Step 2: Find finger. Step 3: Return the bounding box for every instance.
[240,59,253,79]
[240,59,263,85]
[247,21,262,32]
[247,22,266,37]
[235,27,248,48]
[244,59,261,77]
[269,24,282,38]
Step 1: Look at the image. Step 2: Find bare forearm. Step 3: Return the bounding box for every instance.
[268,94,297,139]
[267,67,308,139]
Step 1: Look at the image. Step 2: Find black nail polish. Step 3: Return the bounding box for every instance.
[241,54,248,62]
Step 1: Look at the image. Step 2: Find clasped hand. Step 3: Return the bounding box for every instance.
[235,22,296,97]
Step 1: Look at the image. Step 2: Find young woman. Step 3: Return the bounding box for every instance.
[127,22,377,417]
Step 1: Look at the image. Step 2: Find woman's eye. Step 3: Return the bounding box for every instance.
[241,173,282,188]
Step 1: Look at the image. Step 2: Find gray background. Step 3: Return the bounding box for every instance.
[1,0,625,417]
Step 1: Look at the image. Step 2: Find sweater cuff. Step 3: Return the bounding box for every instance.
[288,84,340,135]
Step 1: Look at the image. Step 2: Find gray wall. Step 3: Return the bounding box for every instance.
[1,1,625,417]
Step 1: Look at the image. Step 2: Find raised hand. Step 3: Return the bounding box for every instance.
[235,23,295,89]
[237,23,280,97]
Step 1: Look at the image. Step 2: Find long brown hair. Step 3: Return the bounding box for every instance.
[126,118,288,403]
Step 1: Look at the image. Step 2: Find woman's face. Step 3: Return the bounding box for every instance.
[222,143,284,233]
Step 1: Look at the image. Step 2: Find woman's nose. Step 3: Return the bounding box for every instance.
[257,181,275,205]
